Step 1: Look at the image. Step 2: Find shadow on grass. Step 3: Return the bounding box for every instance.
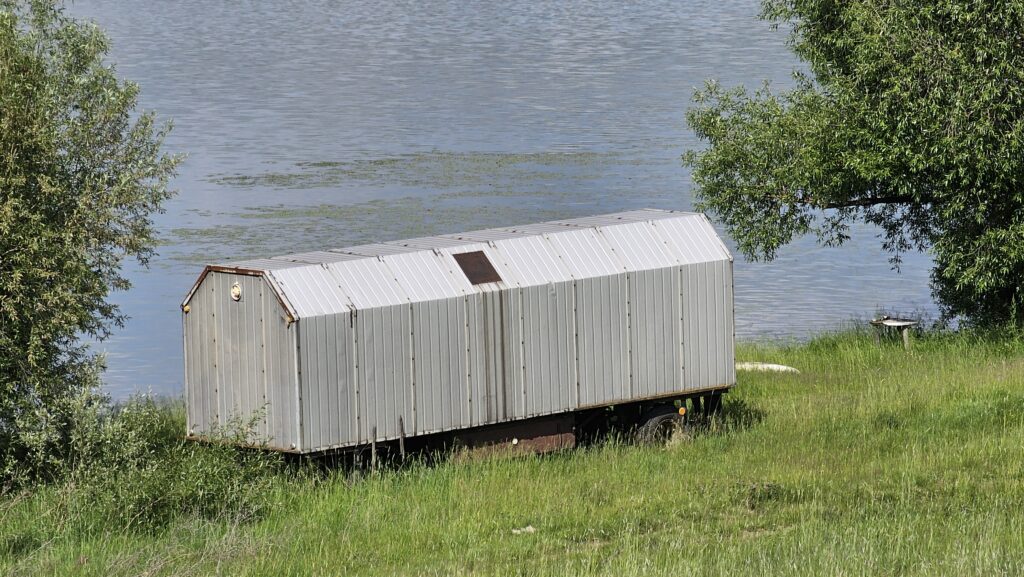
[0,532,42,558]
[716,397,767,431]
[300,396,769,479]
[687,397,767,437]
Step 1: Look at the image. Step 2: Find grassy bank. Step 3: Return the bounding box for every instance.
[3,330,1024,576]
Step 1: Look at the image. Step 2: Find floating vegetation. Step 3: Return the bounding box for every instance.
[206,151,645,191]
[165,196,570,266]
[166,149,680,267]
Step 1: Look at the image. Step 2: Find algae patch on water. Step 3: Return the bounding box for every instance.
[165,195,568,266]
[171,149,674,267]
[207,151,634,191]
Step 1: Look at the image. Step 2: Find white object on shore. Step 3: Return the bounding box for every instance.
[512,526,536,535]
[736,362,800,374]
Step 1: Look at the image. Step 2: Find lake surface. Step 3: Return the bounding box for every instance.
[69,0,936,398]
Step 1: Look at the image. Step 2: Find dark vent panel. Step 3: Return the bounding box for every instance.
[453,251,502,285]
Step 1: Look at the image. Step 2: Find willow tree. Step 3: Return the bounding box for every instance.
[0,0,178,482]
[684,0,1024,326]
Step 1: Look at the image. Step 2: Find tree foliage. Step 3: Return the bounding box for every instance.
[684,0,1024,326]
[0,0,178,483]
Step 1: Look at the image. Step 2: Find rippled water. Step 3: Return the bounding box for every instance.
[68,0,936,398]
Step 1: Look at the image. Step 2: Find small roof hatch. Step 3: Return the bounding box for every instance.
[453,251,502,285]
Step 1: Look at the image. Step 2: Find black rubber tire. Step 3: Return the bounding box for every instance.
[634,405,688,445]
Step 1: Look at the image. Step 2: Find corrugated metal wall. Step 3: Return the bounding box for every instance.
[629,267,684,399]
[297,312,354,451]
[681,259,736,390]
[520,283,577,416]
[291,265,733,452]
[184,272,299,451]
[354,305,413,443]
[574,273,630,407]
[411,296,470,434]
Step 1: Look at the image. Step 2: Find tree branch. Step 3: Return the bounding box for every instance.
[821,195,918,209]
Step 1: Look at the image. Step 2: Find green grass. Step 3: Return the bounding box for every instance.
[4,330,1024,576]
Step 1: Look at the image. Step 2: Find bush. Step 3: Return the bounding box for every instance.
[76,399,285,532]
[0,0,179,485]
[1,398,290,556]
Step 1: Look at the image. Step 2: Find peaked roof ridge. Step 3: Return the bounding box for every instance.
[184,209,730,316]
[221,208,696,271]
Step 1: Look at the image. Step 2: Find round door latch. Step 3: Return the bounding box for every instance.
[230,282,242,301]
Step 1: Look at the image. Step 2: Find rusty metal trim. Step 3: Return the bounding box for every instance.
[207,264,267,276]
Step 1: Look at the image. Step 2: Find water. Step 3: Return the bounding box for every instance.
[67,0,936,398]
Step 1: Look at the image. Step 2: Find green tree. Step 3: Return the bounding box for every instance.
[0,0,178,484]
[684,0,1024,326]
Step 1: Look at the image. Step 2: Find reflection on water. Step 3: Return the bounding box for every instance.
[68,0,936,398]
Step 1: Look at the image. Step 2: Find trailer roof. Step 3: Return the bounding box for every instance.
[184,209,732,318]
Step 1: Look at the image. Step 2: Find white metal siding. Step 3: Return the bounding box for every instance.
[466,291,491,425]
[216,258,308,271]
[382,251,473,302]
[411,296,470,435]
[184,276,211,435]
[680,260,735,390]
[543,228,625,276]
[575,274,630,407]
[353,305,413,444]
[327,259,410,309]
[628,268,684,399]
[277,250,364,264]
[271,265,353,317]
[597,223,680,270]
[466,291,506,424]
[650,214,732,265]
[501,290,527,421]
[298,312,356,452]
[521,282,576,415]
[490,235,574,286]
[184,272,299,451]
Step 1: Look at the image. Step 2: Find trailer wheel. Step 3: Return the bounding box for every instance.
[635,405,689,445]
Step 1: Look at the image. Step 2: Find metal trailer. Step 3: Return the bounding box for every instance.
[181,209,736,453]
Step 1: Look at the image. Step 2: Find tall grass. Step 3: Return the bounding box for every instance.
[0,399,293,561]
[3,330,1024,576]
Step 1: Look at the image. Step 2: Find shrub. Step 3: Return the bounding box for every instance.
[1,398,289,557]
